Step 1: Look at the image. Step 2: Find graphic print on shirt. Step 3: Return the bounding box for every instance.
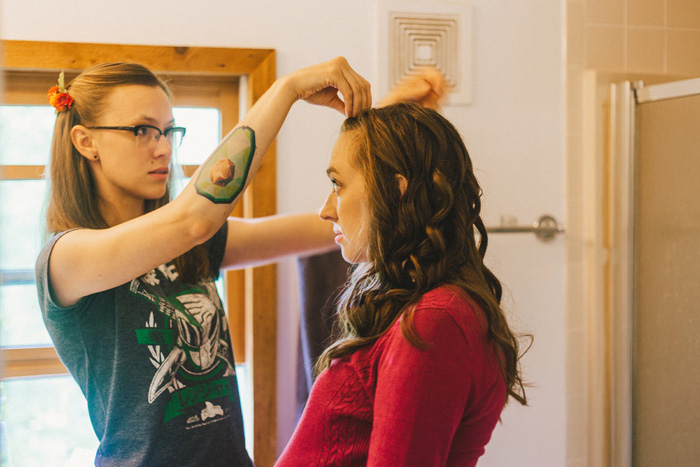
[130,263,237,428]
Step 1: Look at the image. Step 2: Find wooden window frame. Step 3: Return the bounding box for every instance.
[1,40,277,465]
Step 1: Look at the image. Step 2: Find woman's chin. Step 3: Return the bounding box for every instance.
[340,248,368,265]
[145,187,168,200]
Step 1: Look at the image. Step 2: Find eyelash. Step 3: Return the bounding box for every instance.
[330,178,339,194]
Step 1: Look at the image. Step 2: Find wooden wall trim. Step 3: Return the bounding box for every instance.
[0,165,46,180]
[2,40,274,76]
[244,49,278,467]
[0,347,69,378]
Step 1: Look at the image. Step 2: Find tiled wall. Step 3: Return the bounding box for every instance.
[566,1,700,466]
[569,0,700,74]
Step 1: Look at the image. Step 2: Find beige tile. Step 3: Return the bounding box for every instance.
[586,0,625,24]
[627,0,666,27]
[566,70,584,133]
[567,1,585,66]
[566,197,586,244]
[566,259,586,330]
[667,0,700,28]
[567,394,589,461]
[626,28,665,73]
[566,330,587,393]
[667,29,700,75]
[586,25,625,71]
[566,152,585,248]
[565,131,584,205]
[566,133,584,224]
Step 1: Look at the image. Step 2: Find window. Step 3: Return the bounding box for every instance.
[1,41,278,466]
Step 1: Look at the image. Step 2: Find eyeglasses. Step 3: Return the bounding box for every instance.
[87,125,186,149]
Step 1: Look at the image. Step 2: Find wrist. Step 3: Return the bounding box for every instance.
[273,73,302,106]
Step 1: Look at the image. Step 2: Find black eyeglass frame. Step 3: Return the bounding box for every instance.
[86,125,187,147]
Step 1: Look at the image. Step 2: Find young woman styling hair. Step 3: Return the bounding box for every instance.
[37,58,371,465]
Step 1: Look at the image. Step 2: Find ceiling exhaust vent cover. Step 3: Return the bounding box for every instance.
[378,1,474,105]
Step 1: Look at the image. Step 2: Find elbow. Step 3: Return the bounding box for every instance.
[186,216,222,246]
[167,191,228,249]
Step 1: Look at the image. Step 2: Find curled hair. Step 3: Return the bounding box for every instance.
[316,102,528,406]
[46,63,209,282]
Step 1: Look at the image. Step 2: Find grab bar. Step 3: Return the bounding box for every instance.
[486,214,564,241]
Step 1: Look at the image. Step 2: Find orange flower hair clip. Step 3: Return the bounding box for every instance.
[47,71,74,113]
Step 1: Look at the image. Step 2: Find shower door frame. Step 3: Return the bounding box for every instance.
[609,77,700,467]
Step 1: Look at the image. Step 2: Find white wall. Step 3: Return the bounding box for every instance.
[1,0,566,464]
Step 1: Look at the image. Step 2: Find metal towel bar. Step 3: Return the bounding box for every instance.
[486,214,564,241]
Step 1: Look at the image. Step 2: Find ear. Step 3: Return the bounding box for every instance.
[395,174,408,197]
[71,125,99,160]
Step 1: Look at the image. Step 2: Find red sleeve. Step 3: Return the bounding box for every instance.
[367,295,474,466]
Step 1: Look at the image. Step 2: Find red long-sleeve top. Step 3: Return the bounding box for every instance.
[276,286,506,466]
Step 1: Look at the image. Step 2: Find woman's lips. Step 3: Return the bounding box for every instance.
[149,168,169,180]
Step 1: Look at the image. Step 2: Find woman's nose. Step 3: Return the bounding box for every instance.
[319,192,337,221]
[154,133,172,158]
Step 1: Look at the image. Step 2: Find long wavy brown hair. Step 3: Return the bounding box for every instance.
[46,62,209,282]
[315,102,528,406]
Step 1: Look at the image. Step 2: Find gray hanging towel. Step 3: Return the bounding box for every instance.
[295,249,349,420]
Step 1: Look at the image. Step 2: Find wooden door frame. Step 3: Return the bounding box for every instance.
[2,40,278,465]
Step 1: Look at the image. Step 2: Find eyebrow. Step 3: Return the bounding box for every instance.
[138,116,176,126]
[326,166,338,177]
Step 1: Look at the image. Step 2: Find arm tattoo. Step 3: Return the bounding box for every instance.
[195,126,256,204]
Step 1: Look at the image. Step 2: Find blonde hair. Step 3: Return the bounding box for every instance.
[46,63,210,282]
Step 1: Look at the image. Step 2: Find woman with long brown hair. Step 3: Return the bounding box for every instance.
[278,102,528,466]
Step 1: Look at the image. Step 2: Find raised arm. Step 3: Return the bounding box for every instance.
[217,68,449,269]
[48,57,370,307]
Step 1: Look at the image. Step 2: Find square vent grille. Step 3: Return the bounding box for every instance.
[378,1,474,105]
[390,13,459,91]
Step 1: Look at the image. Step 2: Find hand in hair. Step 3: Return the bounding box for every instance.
[284,56,372,117]
[378,67,448,110]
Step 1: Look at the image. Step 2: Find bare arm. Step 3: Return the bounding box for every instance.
[221,213,337,270]
[48,57,370,307]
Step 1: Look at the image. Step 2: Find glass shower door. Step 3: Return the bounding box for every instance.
[609,77,700,467]
[632,86,700,466]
